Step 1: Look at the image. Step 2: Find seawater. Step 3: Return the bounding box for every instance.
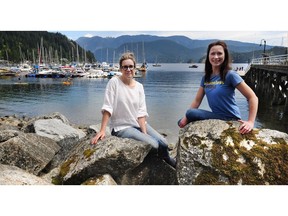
[0,63,287,144]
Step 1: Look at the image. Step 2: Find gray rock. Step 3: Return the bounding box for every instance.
[34,119,85,142]
[21,112,72,133]
[54,135,152,185]
[24,118,86,168]
[0,164,52,185]
[81,174,118,185]
[119,151,177,185]
[0,132,60,175]
[176,119,288,185]
[0,130,20,142]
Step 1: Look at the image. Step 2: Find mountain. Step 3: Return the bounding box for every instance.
[76,34,286,63]
[1,32,285,65]
[0,31,95,64]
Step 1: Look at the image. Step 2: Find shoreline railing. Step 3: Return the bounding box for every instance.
[251,54,288,65]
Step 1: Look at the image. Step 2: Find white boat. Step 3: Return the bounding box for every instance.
[152,56,161,67]
[87,69,105,78]
[20,63,32,72]
[107,71,122,78]
[152,63,161,67]
[38,67,53,75]
[72,67,88,77]
[101,62,110,72]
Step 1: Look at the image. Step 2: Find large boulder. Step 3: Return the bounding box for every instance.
[53,135,152,185]
[21,112,71,133]
[21,113,86,167]
[176,119,288,185]
[52,133,177,185]
[118,151,177,185]
[0,164,51,185]
[0,132,60,175]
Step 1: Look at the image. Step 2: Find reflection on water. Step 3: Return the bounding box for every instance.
[0,76,108,122]
[256,101,288,132]
[0,63,287,144]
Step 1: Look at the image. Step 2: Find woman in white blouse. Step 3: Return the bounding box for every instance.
[91,52,176,168]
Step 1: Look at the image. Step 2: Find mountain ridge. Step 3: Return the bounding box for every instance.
[76,34,286,63]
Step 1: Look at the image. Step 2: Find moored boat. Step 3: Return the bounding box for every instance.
[136,62,148,72]
[189,64,198,68]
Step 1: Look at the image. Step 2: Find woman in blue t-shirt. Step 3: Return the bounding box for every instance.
[178,40,258,134]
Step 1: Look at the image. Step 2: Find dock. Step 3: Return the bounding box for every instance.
[242,54,288,107]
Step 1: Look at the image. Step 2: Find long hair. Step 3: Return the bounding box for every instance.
[204,40,232,82]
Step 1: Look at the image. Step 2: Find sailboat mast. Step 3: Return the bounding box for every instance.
[76,44,79,63]
[142,41,145,63]
[38,37,43,65]
[84,47,87,63]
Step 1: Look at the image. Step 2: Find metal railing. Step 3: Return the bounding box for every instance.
[251,54,288,65]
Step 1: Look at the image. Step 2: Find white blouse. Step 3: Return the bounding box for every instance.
[101,76,148,132]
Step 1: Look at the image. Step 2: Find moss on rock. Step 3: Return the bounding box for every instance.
[206,128,288,185]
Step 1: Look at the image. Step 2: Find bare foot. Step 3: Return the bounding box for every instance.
[178,117,188,128]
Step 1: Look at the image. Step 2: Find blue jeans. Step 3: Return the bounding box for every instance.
[112,124,176,168]
[111,124,168,149]
[179,108,238,125]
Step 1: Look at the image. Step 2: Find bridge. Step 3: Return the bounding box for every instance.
[241,54,288,108]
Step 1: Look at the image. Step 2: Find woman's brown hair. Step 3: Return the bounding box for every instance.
[204,40,232,82]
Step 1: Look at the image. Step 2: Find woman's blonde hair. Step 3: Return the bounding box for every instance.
[119,52,136,68]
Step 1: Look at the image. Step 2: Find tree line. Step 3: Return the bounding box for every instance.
[0,31,96,64]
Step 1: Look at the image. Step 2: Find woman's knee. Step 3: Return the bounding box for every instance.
[113,127,159,149]
[145,137,159,149]
[130,129,159,149]
[186,108,198,120]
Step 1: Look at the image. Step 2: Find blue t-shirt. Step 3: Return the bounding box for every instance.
[200,70,243,120]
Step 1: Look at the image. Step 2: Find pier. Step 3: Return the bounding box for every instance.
[242,54,288,109]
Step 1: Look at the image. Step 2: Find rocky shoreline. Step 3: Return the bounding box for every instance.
[0,112,177,185]
[1,112,288,185]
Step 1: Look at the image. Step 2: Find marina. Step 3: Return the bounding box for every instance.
[0,61,147,79]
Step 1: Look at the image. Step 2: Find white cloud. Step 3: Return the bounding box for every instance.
[84,34,93,38]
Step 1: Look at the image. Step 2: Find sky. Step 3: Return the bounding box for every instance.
[58,30,288,46]
[2,1,288,47]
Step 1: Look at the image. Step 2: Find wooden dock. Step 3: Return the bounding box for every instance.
[242,54,288,108]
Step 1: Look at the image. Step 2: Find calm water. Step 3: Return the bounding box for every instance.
[0,63,287,144]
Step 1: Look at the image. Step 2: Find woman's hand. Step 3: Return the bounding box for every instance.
[91,131,106,145]
[238,120,254,134]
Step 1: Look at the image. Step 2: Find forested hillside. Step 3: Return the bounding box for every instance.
[0,31,95,64]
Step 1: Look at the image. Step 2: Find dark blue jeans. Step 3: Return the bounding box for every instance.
[179,108,238,125]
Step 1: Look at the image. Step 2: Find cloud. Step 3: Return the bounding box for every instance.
[84,34,93,38]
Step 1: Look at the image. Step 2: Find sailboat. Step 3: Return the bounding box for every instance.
[152,63,161,67]
[138,62,147,72]
[152,56,161,67]
[137,41,147,72]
